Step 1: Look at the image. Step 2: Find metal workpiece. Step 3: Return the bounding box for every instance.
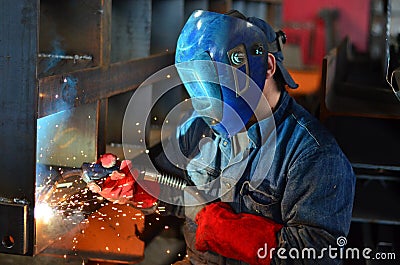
[0,200,29,255]
[38,52,175,118]
[38,53,93,63]
[38,0,107,73]
[0,0,39,255]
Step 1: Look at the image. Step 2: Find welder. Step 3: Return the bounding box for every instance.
[85,10,355,265]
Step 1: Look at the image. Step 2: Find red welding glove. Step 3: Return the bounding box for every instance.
[87,153,159,210]
[195,202,283,265]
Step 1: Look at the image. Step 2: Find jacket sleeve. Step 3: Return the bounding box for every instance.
[273,145,355,264]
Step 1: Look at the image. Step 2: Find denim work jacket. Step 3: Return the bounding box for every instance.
[153,90,356,265]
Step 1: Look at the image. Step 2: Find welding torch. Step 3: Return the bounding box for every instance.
[36,160,212,218]
[80,162,209,204]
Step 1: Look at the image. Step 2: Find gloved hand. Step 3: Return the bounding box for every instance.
[85,153,159,210]
[195,202,283,265]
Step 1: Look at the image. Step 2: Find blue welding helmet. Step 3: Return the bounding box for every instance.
[175,10,297,137]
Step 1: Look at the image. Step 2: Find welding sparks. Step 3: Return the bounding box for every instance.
[35,164,151,259]
[35,202,54,224]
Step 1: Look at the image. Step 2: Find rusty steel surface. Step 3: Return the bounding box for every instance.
[112,0,151,62]
[99,0,112,66]
[38,52,175,118]
[38,0,104,76]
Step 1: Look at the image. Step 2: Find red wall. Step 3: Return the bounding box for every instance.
[282,0,371,66]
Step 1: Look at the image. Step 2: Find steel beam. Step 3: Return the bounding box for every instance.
[38,52,175,118]
[0,0,39,255]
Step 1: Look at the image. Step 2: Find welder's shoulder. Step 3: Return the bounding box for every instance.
[285,101,355,183]
[288,101,339,153]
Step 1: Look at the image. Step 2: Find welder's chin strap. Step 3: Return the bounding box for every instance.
[194,202,283,265]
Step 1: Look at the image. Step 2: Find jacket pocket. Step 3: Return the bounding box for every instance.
[240,181,281,221]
